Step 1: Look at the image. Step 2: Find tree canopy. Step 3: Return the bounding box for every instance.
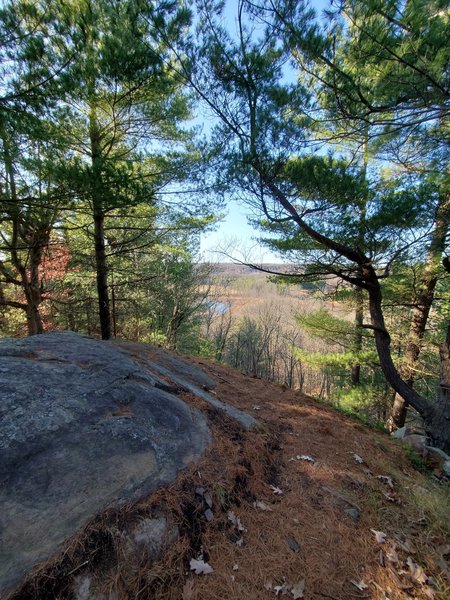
[0,0,449,451]
[182,0,449,450]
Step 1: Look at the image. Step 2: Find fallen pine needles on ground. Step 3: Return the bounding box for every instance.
[7,352,450,600]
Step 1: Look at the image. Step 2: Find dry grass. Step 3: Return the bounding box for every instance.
[6,351,449,600]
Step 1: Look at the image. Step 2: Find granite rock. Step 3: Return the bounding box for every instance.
[0,332,211,596]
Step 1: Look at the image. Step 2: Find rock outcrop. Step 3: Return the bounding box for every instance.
[0,332,216,596]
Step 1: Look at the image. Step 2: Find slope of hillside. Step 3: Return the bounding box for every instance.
[172,356,449,600]
[8,344,449,600]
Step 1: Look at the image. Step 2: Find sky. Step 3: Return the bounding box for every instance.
[199,199,282,264]
[197,0,328,263]
[196,0,278,263]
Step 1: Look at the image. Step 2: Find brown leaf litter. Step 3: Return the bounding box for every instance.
[6,348,450,600]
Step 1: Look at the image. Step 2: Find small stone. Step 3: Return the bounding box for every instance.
[287,535,300,552]
[391,426,408,439]
[344,508,360,521]
[204,509,214,522]
[404,434,428,455]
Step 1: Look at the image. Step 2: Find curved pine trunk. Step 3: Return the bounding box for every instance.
[367,272,449,452]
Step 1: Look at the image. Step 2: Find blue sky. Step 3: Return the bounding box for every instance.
[199,199,280,263]
[198,0,329,263]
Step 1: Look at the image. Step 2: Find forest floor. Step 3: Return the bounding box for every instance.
[126,352,450,600]
[10,349,449,600]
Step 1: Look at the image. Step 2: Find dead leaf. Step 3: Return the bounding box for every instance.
[388,567,414,590]
[182,579,195,600]
[274,583,289,596]
[353,454,364,463]
[299,455,315,462]
[227,510,246,531]
[394,535,416,553]
[350,579,368,591]
[289,455,315,463]
[377,475,394,488]
[370,529,387,544]
[189,558,213,575]
[406,556,428,585]
[253,500,273,511]
[382,492,400,504]
[291,579,305,599]
[270,485,283,494]
[385,548,399,563]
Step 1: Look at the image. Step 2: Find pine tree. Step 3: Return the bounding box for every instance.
[46,0,193,339]
[0,0,73,334]
[186,0,450,451]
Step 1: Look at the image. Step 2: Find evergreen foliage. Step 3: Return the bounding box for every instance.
[185,0,450,451]
[0,0,449,450]
[0,0,217,346]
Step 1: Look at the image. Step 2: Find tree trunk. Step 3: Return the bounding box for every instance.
[25,300,43,335]
[388,194,449,429]
[352,134,368,387]
[111,271,117,338]
[431,323,450,453]
[93,203,112,340]
[389,296,434,430]
[389,393,408,430]
[0,120,47,335]
[351,285,363,385]
[166,303,183,350]
[89,95,112,340]
[366,269,449,452]
[23,254,44,335]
